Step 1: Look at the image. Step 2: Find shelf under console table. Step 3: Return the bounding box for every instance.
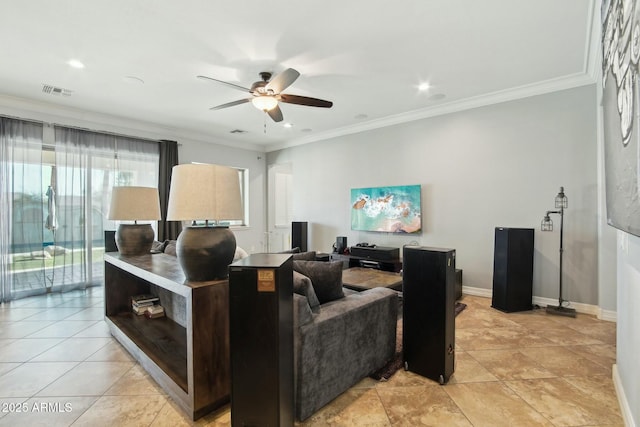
[104,253,230,420]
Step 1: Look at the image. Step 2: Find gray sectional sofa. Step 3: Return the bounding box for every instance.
[291,258,398,421]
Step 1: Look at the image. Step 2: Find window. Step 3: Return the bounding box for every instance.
[192,167,250,228]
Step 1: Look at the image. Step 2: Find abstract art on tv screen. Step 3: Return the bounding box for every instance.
[351,185,421,234]
[602,0,640,237]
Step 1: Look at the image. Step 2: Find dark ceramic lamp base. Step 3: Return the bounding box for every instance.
[176,226,236,281]
[115,224,155,256]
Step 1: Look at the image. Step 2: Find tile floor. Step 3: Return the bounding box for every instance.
[0,290,622,426]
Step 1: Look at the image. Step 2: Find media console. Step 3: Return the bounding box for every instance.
[330,246,402,272]
[104,253,230,420]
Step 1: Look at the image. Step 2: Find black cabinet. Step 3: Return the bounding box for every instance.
[229,254,293,427]
[402,246,455,384]
[491,227,534,312]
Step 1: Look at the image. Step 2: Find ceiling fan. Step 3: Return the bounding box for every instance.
[197,68,333,123]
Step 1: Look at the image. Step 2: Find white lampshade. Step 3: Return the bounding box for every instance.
[167,163,243,222]
[251,95,278,111]
[108,186,161,221]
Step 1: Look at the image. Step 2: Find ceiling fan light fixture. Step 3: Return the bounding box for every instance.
[252,95,278,111]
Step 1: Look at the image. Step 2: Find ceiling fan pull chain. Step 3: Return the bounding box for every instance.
[264,113,267,134]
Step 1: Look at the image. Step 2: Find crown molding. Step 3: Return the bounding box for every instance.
[267,71,598,152]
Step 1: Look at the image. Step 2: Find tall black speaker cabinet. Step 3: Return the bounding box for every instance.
[291,221,308,252]
[491,227,534,313]
[228,254,293,427]
[402,246,455,384]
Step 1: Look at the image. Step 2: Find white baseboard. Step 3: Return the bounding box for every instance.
[461,286,617,322]
[613,364,636,427]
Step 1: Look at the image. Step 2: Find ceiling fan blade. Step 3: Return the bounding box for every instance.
[197,75,251,93]
[265,68,300,94]
[279,94,333,108]
[267,105,284,122]
[209,98,251,110]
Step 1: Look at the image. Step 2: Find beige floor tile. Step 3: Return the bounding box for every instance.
[298,387,391,426]
[0,396,98,427]
[71,394,167,427]
[565,344,617,371]
[538,326,606,346]
[63,307,106,321]
[468,349,556,381]
[0,320,55,339]
[25,320,98,338]
[72,320,112,338]
[562,375,623,421]
[566,322,617,345]
[505,377,623,426]
[150,398,221,426]
[20,307,85,321]
[377,385,472,426]
[455,306,522,329]
[0,362,78,397]
[105,364,166,396]
[0,308,45,322]
[518,346,610,377]
[448,352,498,384]
[456,327,553,351]
[30,337,112,362]
[0,362,21,377]
[0,338,64,362]
[445,382,553,426]
[36,361,134,396]
[375,368,437,389]
[84,340,136,362]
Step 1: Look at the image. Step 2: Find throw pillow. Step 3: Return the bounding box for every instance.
[292,251,317,261]
[233,246,249,261]
[293,260,344,304]
[164,240,177,256]
[293,271,320,313]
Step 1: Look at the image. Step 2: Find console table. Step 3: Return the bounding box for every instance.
[104,253,230,420]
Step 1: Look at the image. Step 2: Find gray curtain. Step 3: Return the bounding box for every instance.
[158,140,181,241]
[0,117,44,302]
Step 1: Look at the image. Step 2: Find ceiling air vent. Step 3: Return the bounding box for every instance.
[42,84,72,97]
[230,129,247,134]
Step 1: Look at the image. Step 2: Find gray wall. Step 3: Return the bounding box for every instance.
[616,231,640,425]
[268,85,601,304]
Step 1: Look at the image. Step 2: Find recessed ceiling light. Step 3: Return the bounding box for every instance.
[67,59,85,69]
[283,122,294,128]
[418,82,430,92]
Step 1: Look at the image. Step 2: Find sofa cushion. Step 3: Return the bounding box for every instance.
[292,251,317,261]
[293,260,344,304]
[293,271,320,313]
[280,247,302,254]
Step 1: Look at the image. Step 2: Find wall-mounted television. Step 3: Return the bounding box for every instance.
[351,185,422,234]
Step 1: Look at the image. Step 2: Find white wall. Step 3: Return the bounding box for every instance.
[616,231,640,426]
[268,85,602,305]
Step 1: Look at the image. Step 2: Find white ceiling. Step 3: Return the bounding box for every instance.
[0,0,598,152]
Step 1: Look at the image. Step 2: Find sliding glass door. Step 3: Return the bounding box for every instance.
[1,117,159,302]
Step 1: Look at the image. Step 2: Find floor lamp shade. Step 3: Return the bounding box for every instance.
[108,186,161,256]
[166,164,244,281]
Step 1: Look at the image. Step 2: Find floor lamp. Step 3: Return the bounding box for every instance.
[541,186,576,317]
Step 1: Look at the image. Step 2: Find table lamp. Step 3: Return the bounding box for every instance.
[108,186,161,255]
[166,163,243,281]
